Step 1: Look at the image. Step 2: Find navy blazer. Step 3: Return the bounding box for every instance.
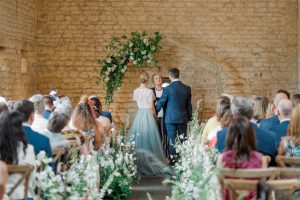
[216,123,277,159]
[259,115,280,131]
[23,125,53,158]
[156,81,192,124]
[271,120,290,147]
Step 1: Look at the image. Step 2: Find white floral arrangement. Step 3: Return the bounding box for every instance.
[164,113,221,200]
[98,124,137,199]
[34,124,137,200]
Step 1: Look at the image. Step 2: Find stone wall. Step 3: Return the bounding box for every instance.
[1,0,296,125]
[0,0,37,99]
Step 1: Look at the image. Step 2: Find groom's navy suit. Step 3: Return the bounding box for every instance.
[156,80,192,159]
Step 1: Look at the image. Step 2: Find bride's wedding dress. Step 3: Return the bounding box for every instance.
[129,88,171,176]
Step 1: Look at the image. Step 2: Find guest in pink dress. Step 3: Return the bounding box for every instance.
[217,116,267,200]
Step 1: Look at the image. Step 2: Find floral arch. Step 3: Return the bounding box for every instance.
[97,31,163,105]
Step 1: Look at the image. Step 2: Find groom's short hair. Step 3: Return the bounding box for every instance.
[169,68,180,79]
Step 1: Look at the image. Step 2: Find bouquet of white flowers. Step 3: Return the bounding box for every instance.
[98,123,137,200]
[35,123,137,200]
[164,113,221,200]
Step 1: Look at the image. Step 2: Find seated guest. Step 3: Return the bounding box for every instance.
[69,96,105,150]
[88,96,113,123]
[260,92,288,131]
[208,109,232,148]
[206,96,231,145]
[58,96,72,109]
[13,100,53,158]
[217,116,267,200]
[0,103,8,113]
[40,112,70,149]
[29,94,48,132]
[6,100,15,112]
[201,95,231,144]
[43,95,55,119]
[271,99,292,147]
[278,105,300,157]
[0,161,7,200]
[251,96,269,126]
[278,89,290,99]
[89,96,112,135]
[216,97,277,160]
[0,111,36,199]
[292,94,300,107]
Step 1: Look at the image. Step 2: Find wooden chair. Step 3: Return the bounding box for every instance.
[225,179,300,200]
[219,168,280,181]
[219,168,280,200]
[0,161,7,200]
[278,167,300,179]
[276,155,300,167]
[7,165,34,200]
[52,147,66,164]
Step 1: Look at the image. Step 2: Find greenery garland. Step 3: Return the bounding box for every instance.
[97,31,163,105]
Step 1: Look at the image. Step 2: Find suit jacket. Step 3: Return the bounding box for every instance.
[156,81,192,124]
[271,120,290,147]
[102,111,112,123]
[216,123,277,159]
[259,115,280,131]
[22,125,53,158]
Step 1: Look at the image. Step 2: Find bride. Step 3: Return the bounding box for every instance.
[129,71,171,176]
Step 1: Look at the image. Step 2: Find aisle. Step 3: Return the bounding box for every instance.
[129,177,171,200]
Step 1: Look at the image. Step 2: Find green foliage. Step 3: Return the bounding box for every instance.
[98,31,164,105]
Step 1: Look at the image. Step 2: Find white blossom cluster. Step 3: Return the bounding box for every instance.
[98,134,137,184]
[35,136,136,200]
[165,113,221,200]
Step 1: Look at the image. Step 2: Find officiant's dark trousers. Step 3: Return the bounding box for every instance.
[165,123,187,161]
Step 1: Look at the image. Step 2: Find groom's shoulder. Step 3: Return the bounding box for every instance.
[179,82,191,90]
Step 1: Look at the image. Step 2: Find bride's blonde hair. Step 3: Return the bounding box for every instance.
[139,71,149,83]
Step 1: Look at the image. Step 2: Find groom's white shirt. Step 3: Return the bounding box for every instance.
[171,79,180,82]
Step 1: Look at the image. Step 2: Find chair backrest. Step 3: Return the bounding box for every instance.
[226,179,300,200]
[0,162,7,200]
[278,167,300,179]
[7,165,33,199]
[276,155,300,167]
[52,147,65,164]
[219,167,280,181]
[258,179,300,200]
[219,168,280,200]
[223,179,258,200]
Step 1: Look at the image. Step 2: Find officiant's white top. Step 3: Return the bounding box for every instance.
[133,88,155,108]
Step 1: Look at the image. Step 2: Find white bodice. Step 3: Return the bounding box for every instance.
[133,88,155,108]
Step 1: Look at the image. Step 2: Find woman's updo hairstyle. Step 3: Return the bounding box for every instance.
[139,71,149,84]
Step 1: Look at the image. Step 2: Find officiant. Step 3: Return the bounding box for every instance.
[151,73,169,159]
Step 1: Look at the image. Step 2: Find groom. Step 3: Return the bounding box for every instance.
[156,67,192,164]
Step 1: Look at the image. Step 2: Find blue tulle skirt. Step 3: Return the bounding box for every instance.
[129,108,171,176]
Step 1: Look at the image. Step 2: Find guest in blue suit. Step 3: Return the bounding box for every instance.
[156,68,192,164]
[260,92,288,131]
[13,100,53,158]
[216,97,277,161]
[271,99,292,147]
[43,95,54,119]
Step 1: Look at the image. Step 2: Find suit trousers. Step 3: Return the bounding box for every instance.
[165,123,187,159]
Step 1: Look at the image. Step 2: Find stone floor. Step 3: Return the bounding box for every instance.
[129,176,172,200]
